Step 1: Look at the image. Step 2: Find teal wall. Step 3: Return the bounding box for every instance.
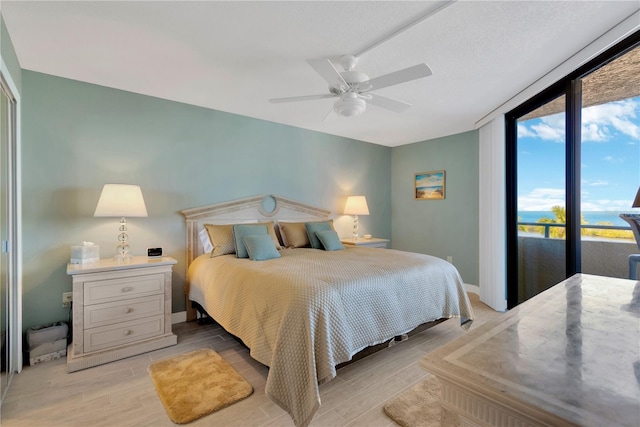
[21,70,391,331]
[391,131,479,285]
[1,15,22,92]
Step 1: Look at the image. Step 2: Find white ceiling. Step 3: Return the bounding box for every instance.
[2,1,639,147]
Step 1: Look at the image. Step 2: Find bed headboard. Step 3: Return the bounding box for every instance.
[180,194,331,266]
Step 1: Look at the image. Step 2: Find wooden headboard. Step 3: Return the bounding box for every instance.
[180,194,331,266]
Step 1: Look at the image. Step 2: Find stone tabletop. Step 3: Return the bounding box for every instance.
[420,273,640,427]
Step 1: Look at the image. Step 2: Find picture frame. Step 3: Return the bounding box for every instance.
[415,170,445,200]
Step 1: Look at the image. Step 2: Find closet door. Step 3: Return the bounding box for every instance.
[0,73,16,402]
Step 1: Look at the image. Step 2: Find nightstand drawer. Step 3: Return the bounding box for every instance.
[84,315,165,353]
[84,295,164,329]
[84,273,165,305]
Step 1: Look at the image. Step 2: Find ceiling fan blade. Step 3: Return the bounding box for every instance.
[366,94,412,113]
[307,59,348,87]
[364,63,432,91]
[269,94,337,104]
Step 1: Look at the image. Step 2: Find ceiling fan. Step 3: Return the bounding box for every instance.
[269,55,432,118]
[268,1,455,119]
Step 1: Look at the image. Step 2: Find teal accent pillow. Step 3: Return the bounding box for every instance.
[232,224,268,258]
[316,230,345,251]
[305,221,333,249]
[243,234,281,261]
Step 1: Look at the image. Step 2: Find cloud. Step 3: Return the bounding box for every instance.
[517,124,536,138]
[602,155,626,164]
[582,123,608,142]
[519,112,565,142]
[518,187,565,211]
[585,179,608,186]
[582,99,640,141]
[518,97,640,143]
[593,199,636,210]
[531,121,565,142]
[519,187,636,211]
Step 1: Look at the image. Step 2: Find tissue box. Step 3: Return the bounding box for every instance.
[70,244,100,264]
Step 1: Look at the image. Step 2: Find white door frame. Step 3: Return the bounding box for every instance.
[0,59,22,377]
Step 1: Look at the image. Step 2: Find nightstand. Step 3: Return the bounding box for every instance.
[66,256,178,372]
[340,237,390,248]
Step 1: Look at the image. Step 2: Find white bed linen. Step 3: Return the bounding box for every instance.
[187,246,474,426]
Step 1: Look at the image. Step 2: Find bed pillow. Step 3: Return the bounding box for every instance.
[278,222,311,248]
[232,224,268,258]
[243,234,281,261]
[305,221,334,249]
[204,224,236,257]
[199,228,214,254]
[258,221,282,250]
[316,230,345,251]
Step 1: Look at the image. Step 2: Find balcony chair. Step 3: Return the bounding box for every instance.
[620,214,640,280]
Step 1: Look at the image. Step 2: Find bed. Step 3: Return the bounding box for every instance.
[181,195,474,427]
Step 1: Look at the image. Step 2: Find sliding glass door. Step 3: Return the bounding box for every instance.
[507,31,640,308]
[513,95,567,304]
[579,45,640,276]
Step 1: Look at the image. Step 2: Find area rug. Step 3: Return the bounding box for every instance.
[383,374,442,427]
[148,348,253,424]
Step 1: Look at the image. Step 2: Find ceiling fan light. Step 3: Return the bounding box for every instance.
[334,95,366,117]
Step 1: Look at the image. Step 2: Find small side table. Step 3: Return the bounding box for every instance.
[341,237,389,249]
[66,256,178,372]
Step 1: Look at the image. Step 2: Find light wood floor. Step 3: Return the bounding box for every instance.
[1,293,501,427]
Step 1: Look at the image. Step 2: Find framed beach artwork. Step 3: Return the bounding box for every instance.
[415,170,445,200]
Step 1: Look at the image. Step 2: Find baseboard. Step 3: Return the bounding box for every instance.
[465,284,479,295]
[171,311,187,324]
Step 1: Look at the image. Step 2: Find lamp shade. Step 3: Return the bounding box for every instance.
[94,184,148,217]
[344,196,370,215]
[633,186,640,208]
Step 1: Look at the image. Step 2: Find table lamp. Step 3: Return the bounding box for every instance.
[344,195,369,240]
[94,184,148,262]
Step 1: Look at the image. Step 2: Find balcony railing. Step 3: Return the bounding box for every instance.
[518,222,633,239]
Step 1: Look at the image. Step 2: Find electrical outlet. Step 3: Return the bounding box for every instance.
[62,292,73,307]
[446,256,453,264]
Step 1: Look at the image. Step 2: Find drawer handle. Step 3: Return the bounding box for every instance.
[123,329,133,336]
[123,307,133,314]
[121,286,133,293]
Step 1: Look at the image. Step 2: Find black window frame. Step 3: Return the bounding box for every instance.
[505,30,640,309]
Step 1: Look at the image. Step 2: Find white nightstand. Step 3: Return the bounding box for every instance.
[66,256,178,372]
[340,237,390,248]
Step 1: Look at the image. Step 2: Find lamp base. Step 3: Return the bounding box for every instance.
[352,214,359,241]
[113,253,132,263]
[115,217,132,262]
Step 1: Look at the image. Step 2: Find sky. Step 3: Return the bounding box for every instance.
[415,171,444,189]
[517,96,640,212]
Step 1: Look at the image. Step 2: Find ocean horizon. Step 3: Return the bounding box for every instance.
[517,210,636,227]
